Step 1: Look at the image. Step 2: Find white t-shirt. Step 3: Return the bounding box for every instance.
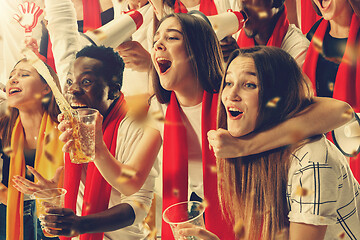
[287,135,360,239]
[149,98,204,200]
[77,116,159,240]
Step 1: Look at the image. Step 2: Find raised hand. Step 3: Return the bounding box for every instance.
[116,41,152,72]
[12,166,63,195]
[13,1,43,37]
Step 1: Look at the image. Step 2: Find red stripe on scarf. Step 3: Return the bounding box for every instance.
[303,13,360,181]
[82,0,102,32]
[174,0,218,16]
[237,6,289,48]
[62,95,127,240]
[300,0,321,34]
[162,91,234,239]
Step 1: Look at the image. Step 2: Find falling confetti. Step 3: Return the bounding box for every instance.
[83,201,92,212]
[328,82,334,92]
[337,231,346,239]
[210,165,217,173]
[266,97,281,108]
[233,219,245,239]
[42,95,51,104]
[91,29,107,41]
[172,188,180,198]
[258,11,268,19]
[117,167,137,183]
[133,200,150,212]
[295,186,314,197]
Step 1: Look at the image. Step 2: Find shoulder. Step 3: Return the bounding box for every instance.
[282,24,310,49]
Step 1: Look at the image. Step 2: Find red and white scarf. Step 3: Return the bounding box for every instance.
[61,95,127,240]
[174,0,218,16]
[300,0,321,34]
[237,6,289,47]
[303,13,360,181]
[162,91,235,239]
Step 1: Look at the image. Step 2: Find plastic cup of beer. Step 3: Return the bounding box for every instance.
[163,201,205,240]
[70,108,97,164]
[31,188,67,238]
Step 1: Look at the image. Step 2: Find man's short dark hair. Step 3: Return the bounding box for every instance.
[76,45,125,100]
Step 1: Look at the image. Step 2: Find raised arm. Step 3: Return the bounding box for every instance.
[208,97,353,158]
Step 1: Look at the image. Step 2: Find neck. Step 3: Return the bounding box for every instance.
[329,8,353,38]
[181,0,201,8]
[174,87,203,107]
[19,109,45,149]
[255,7,282,45]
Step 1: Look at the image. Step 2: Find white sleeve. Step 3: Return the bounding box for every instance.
[287,142,340,226]
[44,0,81,89]
[115,117,158,225]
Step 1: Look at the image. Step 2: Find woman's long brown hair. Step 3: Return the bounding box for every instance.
[217,47,314,239]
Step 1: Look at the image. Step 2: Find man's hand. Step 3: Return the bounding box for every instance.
[220,36,239,62]
[13,2,43,36]
[208,129,243,158]
[12,166,63,195]
[116,41,152,72]
[40,207,82,237]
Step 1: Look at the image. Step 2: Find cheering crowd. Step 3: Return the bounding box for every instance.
[0,0,359,239]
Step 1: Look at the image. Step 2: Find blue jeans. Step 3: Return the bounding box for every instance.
[0,201,59,240]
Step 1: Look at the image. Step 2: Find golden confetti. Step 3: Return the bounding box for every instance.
[266,97,281,108]
[295,186,314,197]
[3,146,13,156]
[44,151,54,162]
[210,165,217,173]
[34,93,42,100]
[133,200,150,212]
[172,188,180,197]
[91,29,107,41]
[84,201,91,212]
[42,95,51,104]
[126,94,150,122]
[117,167,137,183]
[338,231,346,239]
[258,11,268,18]
[328,82,334,92]
[233,219,245,239]
[312,35,323,54]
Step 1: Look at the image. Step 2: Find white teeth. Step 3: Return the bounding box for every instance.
[157,57,170,62]
[71,103,87,108]
[229,107,241,112]
[9,89,21,94]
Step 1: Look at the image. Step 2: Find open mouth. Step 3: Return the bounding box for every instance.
[8,88,21,96]
[70,102,88,109]
[157,58,172,74]
[228,107,243,118]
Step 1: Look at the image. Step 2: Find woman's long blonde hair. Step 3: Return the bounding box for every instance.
[217,47,314,239]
